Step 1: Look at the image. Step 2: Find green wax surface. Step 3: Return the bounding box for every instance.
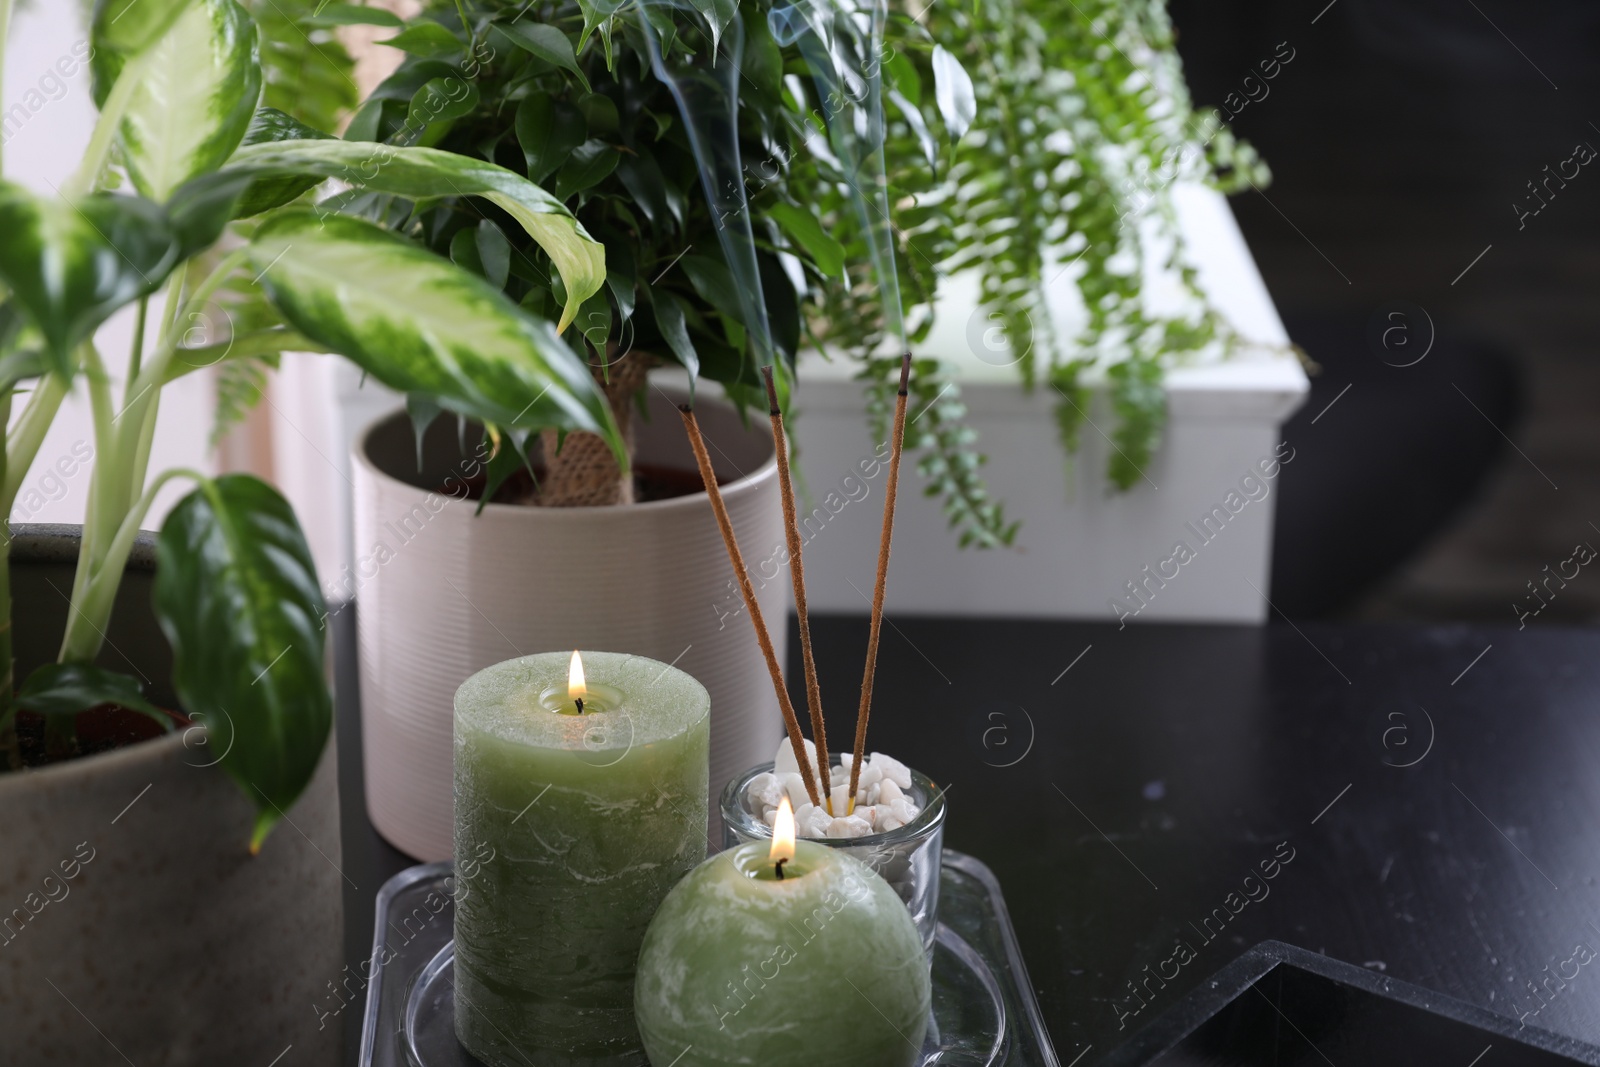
[634,839,931,1067]
[454,651,710,1067]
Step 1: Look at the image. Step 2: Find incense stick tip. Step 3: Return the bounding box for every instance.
[760,365,781,414]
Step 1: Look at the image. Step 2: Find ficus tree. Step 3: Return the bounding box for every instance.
[0,0,624,849]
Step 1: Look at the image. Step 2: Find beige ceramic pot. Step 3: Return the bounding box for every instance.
[0,525,343,1066]
[351,384,787,860]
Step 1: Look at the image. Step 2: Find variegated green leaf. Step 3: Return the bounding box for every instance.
[0,182,179,374]
[92,0,197,56]
[224,139,605,331]
[153,474,330,851]
[246,211,623,462]
[95,0,262,202]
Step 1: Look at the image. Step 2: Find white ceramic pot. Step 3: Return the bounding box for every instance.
[0,526,343,1066]
[351,385,787,860]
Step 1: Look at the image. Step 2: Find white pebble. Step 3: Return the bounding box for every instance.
[802,806,832,838]
[780,773,809,810]
[824,815,874,839]
[745,750,922,840]
[747,772,784,812]
[774,738,823,783]
[872,753,912,789]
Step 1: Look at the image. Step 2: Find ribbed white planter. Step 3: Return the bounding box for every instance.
[352,386,786,860]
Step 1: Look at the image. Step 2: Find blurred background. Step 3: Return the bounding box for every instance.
[1171,0,1600,623]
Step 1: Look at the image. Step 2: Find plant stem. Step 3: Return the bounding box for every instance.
[63,467,202,663]
[64,50,150,199]
[1,371,68,514]
[126,297,149,389]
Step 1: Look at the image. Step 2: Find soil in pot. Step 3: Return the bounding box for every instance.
[12,704,189,768]
[452,460,727,506]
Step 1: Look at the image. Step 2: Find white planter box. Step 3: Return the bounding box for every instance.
[783,184,1308,623]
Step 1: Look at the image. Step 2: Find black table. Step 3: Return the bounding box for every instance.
[335,611,1600,1065]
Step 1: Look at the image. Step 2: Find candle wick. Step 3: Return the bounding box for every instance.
[575,697,585,715]
[774,858,788,881]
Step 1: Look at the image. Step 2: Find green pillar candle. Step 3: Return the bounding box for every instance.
[454,650,711,1067]
[634,806,930,1066]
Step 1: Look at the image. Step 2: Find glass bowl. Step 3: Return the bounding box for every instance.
[720,759,946,953]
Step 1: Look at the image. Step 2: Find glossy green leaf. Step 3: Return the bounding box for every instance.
[574,0,626,53]
[515,95,585,184]
[93,0,197,56]
[550,140,618,201]
[98,0,263,202]
[382,21,464,59]
[0,183,179,374]
[165,170,256,256]
[648,285,698,385]
[475,221,511,289]
[247,211,623,459]
[931,44,975,141]
[688,0,736,51]
[153,474,331,852]
[229,106,333,217]
[766,200,844,278]
[409,77,479,126]
[16,663,170,730]
[492,22,590,91]
[225,140,606,330]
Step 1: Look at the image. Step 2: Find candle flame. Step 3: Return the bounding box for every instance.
[568,651,587,703]
[770,796,796,865]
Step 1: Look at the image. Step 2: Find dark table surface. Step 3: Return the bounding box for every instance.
[334,610,1600,1066]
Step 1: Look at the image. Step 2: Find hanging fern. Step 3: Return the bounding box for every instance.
[881,0,1268,501]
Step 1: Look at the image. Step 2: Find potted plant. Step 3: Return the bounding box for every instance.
[328,0,1267,857]
[0,0,625,1058]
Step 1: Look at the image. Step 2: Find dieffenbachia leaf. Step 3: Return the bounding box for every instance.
[0,182,180,375]
[92,0,197,56]
[16,663,171,731]
[225,107,333,219]
[246,211,623,462]
[153,474,331,852]
[94,0,262,201]
[224,140,606,330]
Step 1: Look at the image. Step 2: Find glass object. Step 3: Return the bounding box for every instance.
[719,760,947,953]
[359,852,1057,1067]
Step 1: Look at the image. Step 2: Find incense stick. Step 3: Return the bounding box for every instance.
[761,367,835,814]
[678,404,823,810]
[849,352,913,805]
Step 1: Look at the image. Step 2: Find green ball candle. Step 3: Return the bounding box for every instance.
[454,650,710,1067]
[634,800,930,1066]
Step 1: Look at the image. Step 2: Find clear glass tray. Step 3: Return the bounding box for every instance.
[359,851,1059,1067]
